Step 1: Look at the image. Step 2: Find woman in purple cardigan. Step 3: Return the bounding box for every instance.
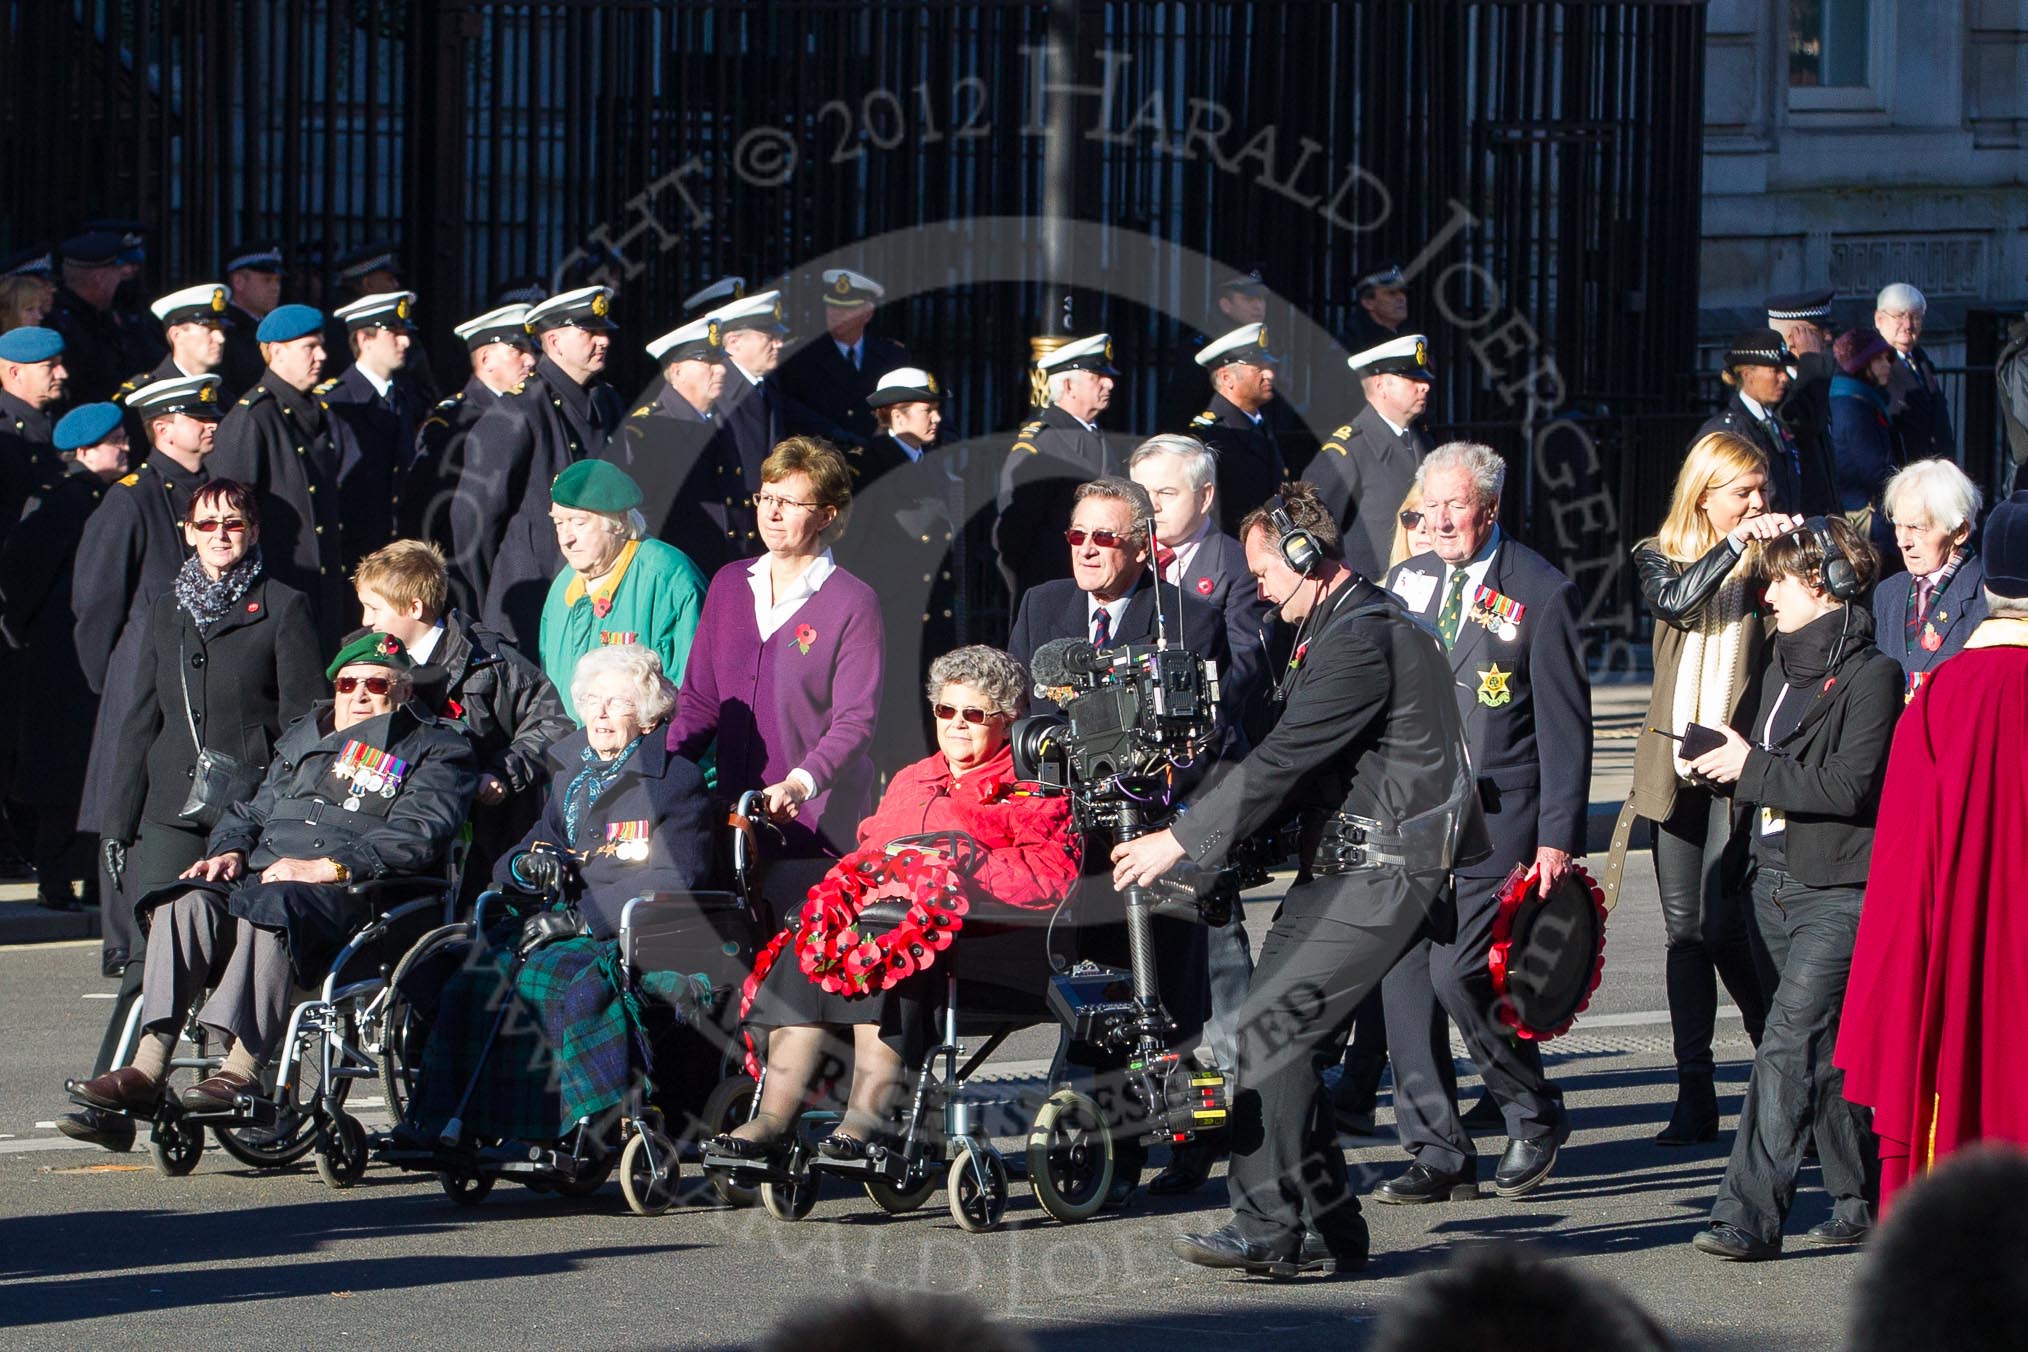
[666,437,884,859]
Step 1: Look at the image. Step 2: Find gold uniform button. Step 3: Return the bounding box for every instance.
[306,485,315,494]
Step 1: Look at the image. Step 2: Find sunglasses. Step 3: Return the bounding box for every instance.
[1399,510,1424,528]
[190,517,249,534]
[333,675,394,696]
[1065,528,1130,549]
[932,702,1005,725]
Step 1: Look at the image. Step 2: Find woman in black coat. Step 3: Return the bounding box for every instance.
[102,479,324,896]
[1680,516,1901,1259]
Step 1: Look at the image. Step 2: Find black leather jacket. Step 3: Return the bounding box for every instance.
[1634,537,1747,629]
[413,610,573,796]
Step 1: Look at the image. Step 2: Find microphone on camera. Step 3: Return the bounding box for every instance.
[1030,636,1097,695]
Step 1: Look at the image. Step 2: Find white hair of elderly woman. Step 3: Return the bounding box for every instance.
[1876,282,1927,315]
[571,643,677,725]
[1416,440,1507,507]
[924,645,1029,717]
[1883,457,1982,534]
[1129,433,1217,496]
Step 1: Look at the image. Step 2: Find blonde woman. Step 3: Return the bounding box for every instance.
[1387,481,1435,572]
[1604,432,1801,1145]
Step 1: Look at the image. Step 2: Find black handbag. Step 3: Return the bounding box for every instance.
[175,636,263,829]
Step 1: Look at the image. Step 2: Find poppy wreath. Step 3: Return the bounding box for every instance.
[737,846,967,1076]
[1486,860,1608,1042]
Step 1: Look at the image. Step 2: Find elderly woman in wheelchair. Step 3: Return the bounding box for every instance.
[709,645,1079,1178]
[64,632,477,1160]
[385,644,726,1204]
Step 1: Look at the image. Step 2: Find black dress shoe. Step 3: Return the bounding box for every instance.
[707,1132,780,1161]
[1297,1226,1370,1274]
[1147,1141,1215,1196]
[1374,1162,1481,1204]
[1805,1217,1869,1246]
[1492,1135,1560,1198]
[57,1108,135,1152]
[819,1132,885,1161]
[1459,1095,1506,1130]
[1692,1222,1780,1261]
[1172,1224,1309,1279]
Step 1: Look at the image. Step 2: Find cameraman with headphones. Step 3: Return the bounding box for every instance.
[1681,515,1901,1262]
[1112,481,1486,1278]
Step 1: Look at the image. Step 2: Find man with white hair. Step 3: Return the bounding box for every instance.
[995,333,1120,602]
[1874,282,1955,461]
[1376,440,1588,1203]
[1871,457,1987,700]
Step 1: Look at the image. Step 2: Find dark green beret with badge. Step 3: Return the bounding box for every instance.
[326,631,415,681]
[550,458,643,514]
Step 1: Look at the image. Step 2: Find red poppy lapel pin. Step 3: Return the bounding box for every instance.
[592,595,613,619]
[1195,577,1214,595]
[246,601,260,613]
[794,623,817,654]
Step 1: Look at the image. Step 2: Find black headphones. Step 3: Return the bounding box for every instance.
[1266,495,1322,577]
[1804,516,1862,601]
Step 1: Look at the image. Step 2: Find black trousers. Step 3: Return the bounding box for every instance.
[1652,788,1768,1078]
[1382,869,1565,1173]
[1710,867,1874,1244]
[1225,869,1435,1249]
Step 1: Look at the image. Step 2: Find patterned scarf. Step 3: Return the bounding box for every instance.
[562,736,641,848]
[173,547,263,630]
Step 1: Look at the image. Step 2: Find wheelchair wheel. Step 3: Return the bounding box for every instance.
[865,1170,938,1214]
[379,923,472,1124]
[620,1127,682,1217]
[760,1166,820,1221]
[439,1170,495,1206]
[946,1144,1008,1233]
[149,1118,205,1177]
[314,1111,370,1189]
[1026,1089,1114,1224]
[700,1076,760,1209]
[213,1025,349,1169]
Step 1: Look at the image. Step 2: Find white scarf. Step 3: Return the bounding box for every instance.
[1668,557,1750,780]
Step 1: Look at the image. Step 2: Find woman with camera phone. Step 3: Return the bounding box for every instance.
[1684,517,1900,1259]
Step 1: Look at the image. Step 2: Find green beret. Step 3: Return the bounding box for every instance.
[550,458,643,514]
[325,631,416,681]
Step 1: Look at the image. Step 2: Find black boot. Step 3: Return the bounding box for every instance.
[1655,1072,1718,1146]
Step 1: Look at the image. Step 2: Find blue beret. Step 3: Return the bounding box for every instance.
[53,402,124,452]
[0,326,64,364]
[256,304,325,343]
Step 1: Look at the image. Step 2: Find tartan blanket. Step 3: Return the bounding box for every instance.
[408,931,712,1143]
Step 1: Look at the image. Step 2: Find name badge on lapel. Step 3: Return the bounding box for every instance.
[1393,568,1439,612]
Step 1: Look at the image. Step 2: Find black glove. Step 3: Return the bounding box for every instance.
[509,848,563,897]
[516,908,586,958]
[102,840,127,886]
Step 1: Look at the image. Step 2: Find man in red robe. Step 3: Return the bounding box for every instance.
[1837,490,2028,1212]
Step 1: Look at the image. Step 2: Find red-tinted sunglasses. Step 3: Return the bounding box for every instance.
[334,675,394,695]
[190,517,250,534]
[1065,527,1130,549]
[932,702,1007,725]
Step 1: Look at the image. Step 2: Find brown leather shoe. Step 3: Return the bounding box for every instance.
[180,1069,260,1113]
[70,1066,165,1113]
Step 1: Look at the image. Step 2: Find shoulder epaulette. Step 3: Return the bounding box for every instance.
[1320,440,1348,457]
[116,471,141,487]
[238,384,273,408]
[630,404,652,418]
[1019,419,1046,437]
[1189,410,1217,427]
[509,380,529,395]
[434,394,462,412]
[313,377,340,395]
[1332,424,1353,439]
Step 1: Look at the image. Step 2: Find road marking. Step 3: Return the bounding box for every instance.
[81,991,116,999]
[0,1136,100,1155]
[0,938,101,953]
[34,1121,56,1129]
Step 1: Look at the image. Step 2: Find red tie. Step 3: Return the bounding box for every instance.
[1092,606,1112,648]
[1155,543,1178,583]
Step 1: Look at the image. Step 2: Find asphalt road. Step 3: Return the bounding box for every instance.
[0,853,1863,1352]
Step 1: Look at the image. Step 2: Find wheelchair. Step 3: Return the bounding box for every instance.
[372,793,769,1215]
[65,874,460,1185]
[701,829,1229,1233]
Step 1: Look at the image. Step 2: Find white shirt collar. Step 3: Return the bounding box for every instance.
[1737,391,1771,422]
[1375,409,1408,438]
[1166,517,1216,582]
[1085,589,1132,640]
[834,338,861,364]
[747,549,836,641]
[407,623,446,664]
[357,365,394,399]
[1442,526,1503,595]
[732,361,765,388]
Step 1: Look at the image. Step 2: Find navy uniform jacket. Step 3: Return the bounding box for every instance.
[994,405,1116,605]
[1871,554,1988,698]
[218,304,264,402]
[321,364,429,563]
[776,332,909,447]
[1386,535,1591,877]
[1697,391,1835,518]
[1303,402,1430,582]
[603,381,744,578]
[403,377,497,605]
[1186,392,1287,535]
[0,469,106,810]
[1005,571,1236,728]
[1885,345,1955,462]
[115,355,203,444]
[71,453,209,833]
[47,285,163,404]
[0,389,67,546]
[455,356,623,648]
[495,729,718,939]
[211,374,359,647]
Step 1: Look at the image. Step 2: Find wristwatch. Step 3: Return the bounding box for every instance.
[326,858,350,885]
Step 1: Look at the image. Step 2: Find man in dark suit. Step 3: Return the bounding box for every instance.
[1182,322,1288,536]
[1111,481,1486,1277]
[1306,333,1435,582]
[995,333,1121,606]
[1376,442,1588,1204]
[776,268,907,447]
[1873,458,1989,701]
[1699,328,1836,517]
[1874,282,1956,462]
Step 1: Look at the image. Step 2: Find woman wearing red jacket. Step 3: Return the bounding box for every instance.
[713,645,1079,1161]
